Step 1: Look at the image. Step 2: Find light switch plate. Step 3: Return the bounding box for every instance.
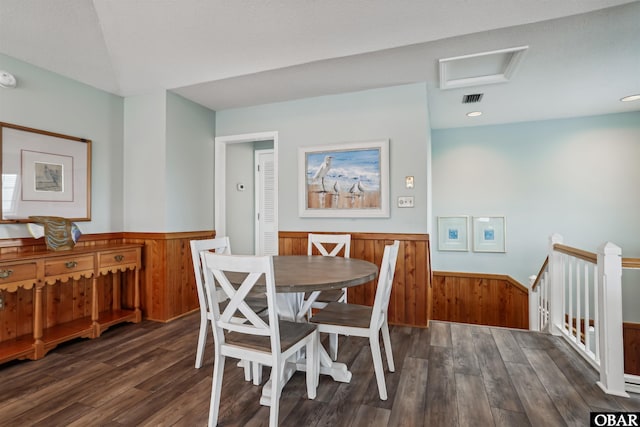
[398,196,414,208]
[405,176,414,189]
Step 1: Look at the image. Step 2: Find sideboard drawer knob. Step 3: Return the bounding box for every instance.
[0,269,13,279]
[65,261,78,269]
[114,255,124,262]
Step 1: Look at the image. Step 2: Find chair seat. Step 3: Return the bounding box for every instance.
[227,320,317,353]
[304,289,345,304]
[309,302,372,329]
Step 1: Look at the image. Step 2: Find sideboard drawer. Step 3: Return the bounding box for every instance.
[45,255,94,277]
[0,262,38,287]
[99,249,138,269]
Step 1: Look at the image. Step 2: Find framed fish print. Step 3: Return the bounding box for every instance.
[437,216,470,251]
[473,216,506,252]
[298,139,389,218]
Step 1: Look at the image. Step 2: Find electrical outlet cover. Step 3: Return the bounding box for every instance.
[398,196,414,208]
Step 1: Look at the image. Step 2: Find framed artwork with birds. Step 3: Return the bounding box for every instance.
[298,139,389,218]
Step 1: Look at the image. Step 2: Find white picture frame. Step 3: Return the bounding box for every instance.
[298,139,389,218]
[437,216,470,251]
[473,216,506,253]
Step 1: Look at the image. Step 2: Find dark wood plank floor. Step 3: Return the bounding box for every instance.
[1,314,638,426]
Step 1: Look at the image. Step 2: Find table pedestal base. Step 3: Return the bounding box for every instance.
[259,344,351,406]
[257,290,361,406]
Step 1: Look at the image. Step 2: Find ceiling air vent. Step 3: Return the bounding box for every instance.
[463,93,483,103]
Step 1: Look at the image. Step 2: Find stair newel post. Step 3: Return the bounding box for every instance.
[548,233,564,336]
[528,275,540,331]
[596,242,629,397]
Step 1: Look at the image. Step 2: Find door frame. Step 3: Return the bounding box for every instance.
[214,131,279,248]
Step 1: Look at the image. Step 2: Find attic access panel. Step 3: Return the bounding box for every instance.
[439,46,528,90]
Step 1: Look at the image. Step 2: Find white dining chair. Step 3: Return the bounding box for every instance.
[310,240,399,400]
[303,233,351,360]
[189,237,267,384]
[201,252,319,427]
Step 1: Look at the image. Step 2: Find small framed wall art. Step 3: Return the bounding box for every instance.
[472,216,506,253]
[437,216,470,251]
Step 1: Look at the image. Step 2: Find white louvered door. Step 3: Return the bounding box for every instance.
[255,149,278,255]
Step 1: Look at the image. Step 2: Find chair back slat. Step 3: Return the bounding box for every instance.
[190,237,232,314]
[202,252,280,347]
[211,269,269,332]
[370,241,400,329]
[308,233,351,258]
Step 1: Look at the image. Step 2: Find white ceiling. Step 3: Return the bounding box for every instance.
[1,0,639,129]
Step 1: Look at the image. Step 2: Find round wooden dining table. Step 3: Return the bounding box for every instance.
[227,255,378,322]
[230,255,379,406]
[268,255,377,323]
[269,255,378,292]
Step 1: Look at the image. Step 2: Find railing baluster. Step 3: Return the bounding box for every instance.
[584,262,591,356]
[594,265,600,363]
[540,273,544,329]
[529,275,539,331]
[576,259,582,348]
[568,255,573,339]
[544,272,549,327]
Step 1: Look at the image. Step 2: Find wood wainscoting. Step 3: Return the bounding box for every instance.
[0,231,431,327]
[123,231,214,322]
[278,231,431,328]
[624,322,640,376]
[432,271,529,329]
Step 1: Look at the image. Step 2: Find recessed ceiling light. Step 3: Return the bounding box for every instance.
[467,111,482,117]
[620,94,640,102]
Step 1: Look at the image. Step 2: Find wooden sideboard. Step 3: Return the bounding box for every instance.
[0,243,142,364]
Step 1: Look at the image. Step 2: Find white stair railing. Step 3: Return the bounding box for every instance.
[529,233,629,397]
[528,258,549,332]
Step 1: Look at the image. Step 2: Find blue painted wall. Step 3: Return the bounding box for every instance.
[216,83,431,234]
[432,112,640,320]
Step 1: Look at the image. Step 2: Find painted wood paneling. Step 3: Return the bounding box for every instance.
[278,231,431,327]
[432,271,529,329]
